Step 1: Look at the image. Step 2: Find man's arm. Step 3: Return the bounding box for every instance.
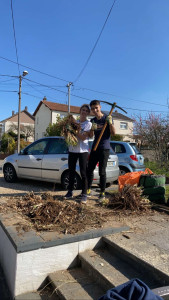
[109,123,115,136]
[88,122,97,138]
[106,115,115,136]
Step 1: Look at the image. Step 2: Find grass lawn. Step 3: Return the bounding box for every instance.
[145,161,169,177]
[165,185,169,201]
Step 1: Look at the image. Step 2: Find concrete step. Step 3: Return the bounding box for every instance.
[79,247,161,291]
[103,234,169,286]
[48,267,105,300]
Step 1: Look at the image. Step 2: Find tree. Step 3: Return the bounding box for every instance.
[8,123,34,141]
[134,113,169,164]
[45,116,62,136]
[0,133,16,154]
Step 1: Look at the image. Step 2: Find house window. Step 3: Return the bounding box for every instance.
[120,122,128,130]
[37,117,39,124]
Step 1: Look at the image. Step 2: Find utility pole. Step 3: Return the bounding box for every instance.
[17,71,28,153]
[17,75,22,153]
[66,82,73,113]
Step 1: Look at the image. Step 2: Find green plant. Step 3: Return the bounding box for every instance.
[45,116,62,136]
[145,161,169,177]
[111,134,123,141]
[0,133,16,154]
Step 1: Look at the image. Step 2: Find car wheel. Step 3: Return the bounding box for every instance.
[106,183,111,188]
[119,167,130,176]
[61,171,82,190]
[3,164,17,183]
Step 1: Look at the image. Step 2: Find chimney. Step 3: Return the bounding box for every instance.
[115,110,118,113]
[12,111,15,116]
[25,106,28,111]
[43,96,47,101]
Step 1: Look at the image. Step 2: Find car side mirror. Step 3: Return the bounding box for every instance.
[20,149,27,155]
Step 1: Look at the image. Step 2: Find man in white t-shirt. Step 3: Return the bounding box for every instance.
[64,104,92,203]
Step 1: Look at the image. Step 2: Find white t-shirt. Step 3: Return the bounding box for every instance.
[69,120,92,153]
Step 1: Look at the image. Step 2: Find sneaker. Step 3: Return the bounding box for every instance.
[76,193,83,199]
[64,190,73,199]
[98,192,105,202]
[87,189,91,197]
[80,194,87,204]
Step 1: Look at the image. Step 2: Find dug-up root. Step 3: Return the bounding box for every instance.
[101,185,151,212]
[6,192,106,234]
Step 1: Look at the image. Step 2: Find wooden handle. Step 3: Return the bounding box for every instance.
[93,104,115,151]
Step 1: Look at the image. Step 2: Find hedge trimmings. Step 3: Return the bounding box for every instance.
[56,114,81,146]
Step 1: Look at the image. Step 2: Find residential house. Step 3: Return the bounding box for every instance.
[0,106,35,142]
[109,111,134,142]
[33,98,134,142]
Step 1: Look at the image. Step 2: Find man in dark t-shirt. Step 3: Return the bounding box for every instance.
[87,100,115,201]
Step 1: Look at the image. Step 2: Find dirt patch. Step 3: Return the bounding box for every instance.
[0,189,155,235]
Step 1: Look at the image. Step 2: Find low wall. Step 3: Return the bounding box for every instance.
[0,213,129,298]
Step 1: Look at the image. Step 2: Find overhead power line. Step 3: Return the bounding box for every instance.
[0,74,17,77]
[0,90,18,92]
[0,56,69,83]
[74,0,117,83]
[1,61,168,110]
[74,87,168,108]
[10,0,20,75]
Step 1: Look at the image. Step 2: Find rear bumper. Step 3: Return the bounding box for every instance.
[130,164,145,172]
[93,168,119,183]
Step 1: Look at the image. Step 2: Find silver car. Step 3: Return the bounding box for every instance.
[110,141,145,175]
[3,137,119,189]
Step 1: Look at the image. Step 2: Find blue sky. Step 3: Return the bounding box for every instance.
[1,0,169,121]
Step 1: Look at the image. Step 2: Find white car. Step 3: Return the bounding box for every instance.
[3,137,119,190]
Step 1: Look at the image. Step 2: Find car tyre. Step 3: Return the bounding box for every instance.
[3,164,17,183]
[61,171,82,190]
[119,167,130,176]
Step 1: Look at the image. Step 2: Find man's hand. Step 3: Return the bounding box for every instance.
[106,115,113,125]
[91,122,97,131]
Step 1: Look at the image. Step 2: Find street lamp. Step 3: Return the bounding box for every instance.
[17,70,28,153]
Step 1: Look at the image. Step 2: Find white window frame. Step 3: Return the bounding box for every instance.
[120,122,128,130]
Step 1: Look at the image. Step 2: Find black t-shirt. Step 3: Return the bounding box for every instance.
[91,114,111,150]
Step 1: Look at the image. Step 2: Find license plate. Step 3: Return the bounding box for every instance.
[107,161,115,167]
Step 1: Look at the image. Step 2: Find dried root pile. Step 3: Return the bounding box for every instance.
[56,114,81,146]
[10,192,104,234]
[102,185,151,212]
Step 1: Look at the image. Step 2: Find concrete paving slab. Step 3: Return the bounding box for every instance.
[15,292,41,299]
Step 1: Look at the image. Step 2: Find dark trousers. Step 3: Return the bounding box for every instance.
[68,152,88,194]
[87,149,110,192]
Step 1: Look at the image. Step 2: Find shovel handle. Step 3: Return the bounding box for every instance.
[93,104,116,151]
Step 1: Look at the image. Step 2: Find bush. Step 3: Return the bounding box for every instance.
[111,134,123,141]
[20,139,31,150]
[0,133,16,154]
[145,161,169,177]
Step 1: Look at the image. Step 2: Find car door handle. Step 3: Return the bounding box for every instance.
[36,158,42,161]
[61,157,68,161]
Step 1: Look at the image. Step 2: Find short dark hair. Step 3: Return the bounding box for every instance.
[80,104,90,113]
[90,100,100,107]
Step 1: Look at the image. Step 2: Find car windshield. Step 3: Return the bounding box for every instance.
[130,143,141,154]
